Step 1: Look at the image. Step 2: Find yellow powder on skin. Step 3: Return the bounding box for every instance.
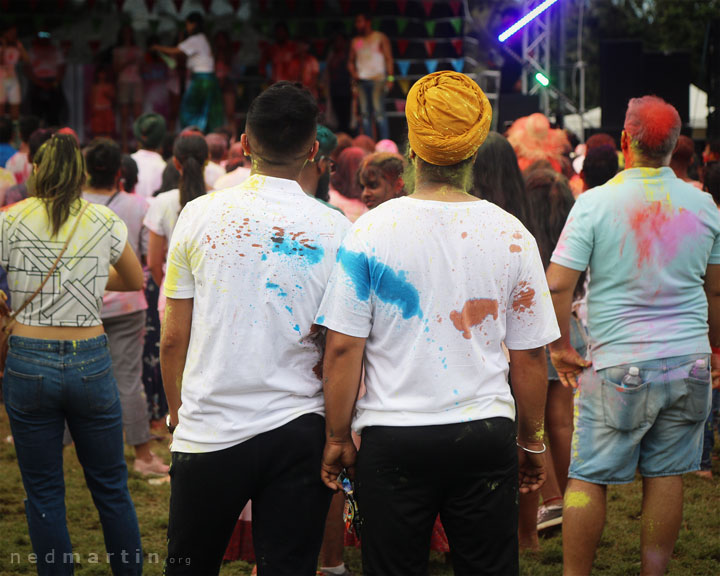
[565,491,591,509]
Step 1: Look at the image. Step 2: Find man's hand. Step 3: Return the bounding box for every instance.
[321,438,357,491]
[711,351,720,389]
[518,448,546,494]
[550,343,591,388]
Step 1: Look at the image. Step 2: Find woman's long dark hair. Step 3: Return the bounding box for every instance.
[173,133,208,208]
[30,134,86,236]
[471,132,529,225]
[524,168,585,298]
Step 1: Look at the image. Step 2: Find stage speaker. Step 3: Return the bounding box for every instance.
[600,40,644,130]
[643,52,690,124]
[497,94,540,132]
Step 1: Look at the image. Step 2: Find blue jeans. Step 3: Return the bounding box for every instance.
[700,388,720,470]
[357,79,390,140]
[569,354,710,484]
[3,335,142,575]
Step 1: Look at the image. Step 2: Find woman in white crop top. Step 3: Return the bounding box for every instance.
[0,134,145,575]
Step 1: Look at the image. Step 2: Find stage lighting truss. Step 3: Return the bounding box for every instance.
[498,0,586,134]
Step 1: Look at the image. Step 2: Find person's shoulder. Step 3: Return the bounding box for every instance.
[85,200,124,227]
[155,188,179,204]
[309,196,352,230]
[1,196,34,217]
[474,199,531,235]
[121,191,149,211]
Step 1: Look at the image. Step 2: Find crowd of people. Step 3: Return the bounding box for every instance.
[1,27,719,576]
[0,11,395,152]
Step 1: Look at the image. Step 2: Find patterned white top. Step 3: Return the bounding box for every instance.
[0,198,128,327]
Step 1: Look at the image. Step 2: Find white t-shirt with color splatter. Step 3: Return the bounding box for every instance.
[316,196,560,433]
[164,174,351,453]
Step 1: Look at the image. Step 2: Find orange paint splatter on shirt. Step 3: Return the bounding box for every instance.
[461,232,468,239]
[509,244,522,253]
[449,299,499,340]
[513,231,522,239]
[512,282,535,313]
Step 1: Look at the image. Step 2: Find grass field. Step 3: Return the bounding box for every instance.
[0,408,718,575]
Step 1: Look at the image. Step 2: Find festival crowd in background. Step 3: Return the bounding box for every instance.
[1,8,720,576]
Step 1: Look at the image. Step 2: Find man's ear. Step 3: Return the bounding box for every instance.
[308,140,320,162]
[240,133,252,157]
[394,177,405,194]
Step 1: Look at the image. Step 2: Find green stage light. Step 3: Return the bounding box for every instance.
[535,72,550,87]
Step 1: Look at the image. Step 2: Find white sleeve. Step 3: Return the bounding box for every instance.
[178,36,197,58]
[163,207,195,299]
[143,195,166,236]
[504,235,560,350]
[315,228,373,338]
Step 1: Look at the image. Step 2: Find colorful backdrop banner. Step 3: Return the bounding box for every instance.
[451,58,464,72]
[396,60,411,76]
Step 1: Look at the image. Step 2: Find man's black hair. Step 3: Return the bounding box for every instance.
[18,116,41,143]
[583,145,618,189]
[186,11,204,32]
[85,138,122,189]
[246,82,318,163]
[0,116,13,143]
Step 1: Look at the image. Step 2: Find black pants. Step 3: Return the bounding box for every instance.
[356,417,519,576]
[166,413,333,576]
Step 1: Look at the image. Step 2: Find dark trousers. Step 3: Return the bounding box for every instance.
[166,413,333,575]
[357,417,519,576]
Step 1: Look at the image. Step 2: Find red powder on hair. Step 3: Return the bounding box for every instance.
[625,98,680,151]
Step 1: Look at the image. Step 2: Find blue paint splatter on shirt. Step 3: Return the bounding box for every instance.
[317,315,325,324]
[266,281,288,298]
[293,324,301,333]
[336,246,423,320]
[270,228,325,265]
[285,306,293,314]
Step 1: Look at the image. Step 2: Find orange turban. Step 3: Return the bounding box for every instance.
[405,71,492,166]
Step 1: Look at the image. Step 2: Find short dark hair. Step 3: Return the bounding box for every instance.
[85,138,122,189]
[28,128,54,162]
[18,116,41,143]
[246,82,318,163]
[186,12,204,32]
[0,115,13,143]
[121,154,139,193]
[582,145,618,189]
[705,163,720,205]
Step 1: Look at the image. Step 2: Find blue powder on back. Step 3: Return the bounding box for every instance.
[266,281,288,298]
[271,230,324,265]
[336,246,423,320]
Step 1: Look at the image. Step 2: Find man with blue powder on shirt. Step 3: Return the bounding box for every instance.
[317,71,560,575]
[547,95,720,576]
[160,82,350,575]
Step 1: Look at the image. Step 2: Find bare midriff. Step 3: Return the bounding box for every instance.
[12,324,105,341]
